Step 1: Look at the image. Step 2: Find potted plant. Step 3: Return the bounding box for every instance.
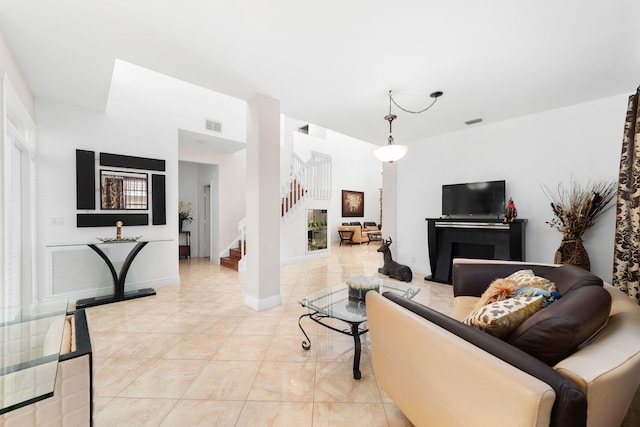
[542,179,616,271]
[179,201,193,231]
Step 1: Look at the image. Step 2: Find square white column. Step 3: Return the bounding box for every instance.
[244,94,281,310]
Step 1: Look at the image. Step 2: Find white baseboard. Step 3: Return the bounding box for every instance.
[244,293,282,311]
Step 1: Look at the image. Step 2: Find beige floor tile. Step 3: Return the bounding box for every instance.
[88,330,136,357]
[247,360,316,401]
[93,356,156,397]
[314,361,382,403]
[236,401,314,427]
[233,316,281,335]
[276,314,319,337]
[158,399,244,426]
[195,316,244,335]
[119,358,208,398]
[213,333,273,360]
[92,396,114,415]
[314,333,361,362]
[162,333,228,360]
[94,397,176,427]
[111,332,184,359]
[313,402,389,427]
[151,312,206,333]
[263,334,317,362]
[183,360,261,400]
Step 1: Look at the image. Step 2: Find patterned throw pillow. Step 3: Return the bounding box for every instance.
[463,295,545,339]
[512,286,562,307]
[507,269,557,292]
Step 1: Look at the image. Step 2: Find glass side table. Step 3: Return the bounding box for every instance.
[0,298,69,414]
[299,281,420,379]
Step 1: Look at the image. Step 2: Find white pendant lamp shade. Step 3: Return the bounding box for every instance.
[375,90,443,163]
[374,144,408,163]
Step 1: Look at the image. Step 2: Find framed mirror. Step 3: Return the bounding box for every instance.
[100,170,148,210]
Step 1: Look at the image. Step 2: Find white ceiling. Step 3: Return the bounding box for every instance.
[0,0,638,145]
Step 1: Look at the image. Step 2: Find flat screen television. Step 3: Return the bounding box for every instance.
[442,180,506,217]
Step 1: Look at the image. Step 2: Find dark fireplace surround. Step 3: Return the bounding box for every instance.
[426,218,526,283]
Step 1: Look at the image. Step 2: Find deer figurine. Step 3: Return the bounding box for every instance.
[377,237,413,282]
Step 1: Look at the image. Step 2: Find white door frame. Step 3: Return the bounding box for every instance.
[1,77,37,307]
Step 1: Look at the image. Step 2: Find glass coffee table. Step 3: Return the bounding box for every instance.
[298,281,420,379]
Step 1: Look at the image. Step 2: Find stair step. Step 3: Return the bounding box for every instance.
[220,241,247,271]
[220,256,239,271]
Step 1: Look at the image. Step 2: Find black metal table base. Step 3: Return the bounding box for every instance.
[298,311,366,379]
[76,241,155,309]
[76,288,157,309]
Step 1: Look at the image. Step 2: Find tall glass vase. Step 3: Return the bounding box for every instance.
[554,237,590,271]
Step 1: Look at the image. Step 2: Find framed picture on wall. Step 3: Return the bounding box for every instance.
[342,190,364,217]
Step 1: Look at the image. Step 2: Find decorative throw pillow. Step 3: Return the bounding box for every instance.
[463,295,545,339]
[512,287,562,307]
[474,278,519,310]
[507,269,557,292]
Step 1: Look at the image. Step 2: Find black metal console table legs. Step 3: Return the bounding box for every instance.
[76,241,156,309]
[298,312,366,379]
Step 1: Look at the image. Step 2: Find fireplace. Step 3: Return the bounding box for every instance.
[426,218,526,283]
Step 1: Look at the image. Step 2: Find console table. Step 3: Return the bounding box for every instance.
[47,238,171,308]
[426,218,526,283]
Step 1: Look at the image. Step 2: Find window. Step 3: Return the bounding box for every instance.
[100,170,148,210]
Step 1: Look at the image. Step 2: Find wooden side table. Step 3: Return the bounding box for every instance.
[338,230,354,246]
[179,231,191,258]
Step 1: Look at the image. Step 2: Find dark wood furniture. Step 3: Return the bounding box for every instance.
[367,231,382,244]
[338,230,354,246]
[425,218,526,283]
[179,231,191,258]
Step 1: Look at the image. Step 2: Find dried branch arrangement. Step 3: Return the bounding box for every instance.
[542,179,617,239]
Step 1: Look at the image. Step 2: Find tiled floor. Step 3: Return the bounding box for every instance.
[88,242,452,426]
[87,242,640,426]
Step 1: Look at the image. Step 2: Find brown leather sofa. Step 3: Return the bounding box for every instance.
[367,259,640,427]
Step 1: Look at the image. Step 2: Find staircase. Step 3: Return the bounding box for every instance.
[220,241,246,271]
[281,179,306,217]
[219,149,332,271]
[280,151,332,219]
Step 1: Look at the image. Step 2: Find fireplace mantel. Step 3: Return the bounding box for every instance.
[425,218,527,283]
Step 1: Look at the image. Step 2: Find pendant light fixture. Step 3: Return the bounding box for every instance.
[374,90,443,163]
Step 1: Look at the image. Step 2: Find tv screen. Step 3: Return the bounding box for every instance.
[442,180,506,217]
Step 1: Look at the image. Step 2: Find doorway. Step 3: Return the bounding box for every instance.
[201,185,211,258]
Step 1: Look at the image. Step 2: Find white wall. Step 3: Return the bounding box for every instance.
[0,26,33,119]
[280,128,382,262]
[396,93,629,282]
[35,60,247,301]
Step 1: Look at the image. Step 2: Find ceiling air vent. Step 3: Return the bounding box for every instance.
[205,119,222,133]
[464,118,483,125]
